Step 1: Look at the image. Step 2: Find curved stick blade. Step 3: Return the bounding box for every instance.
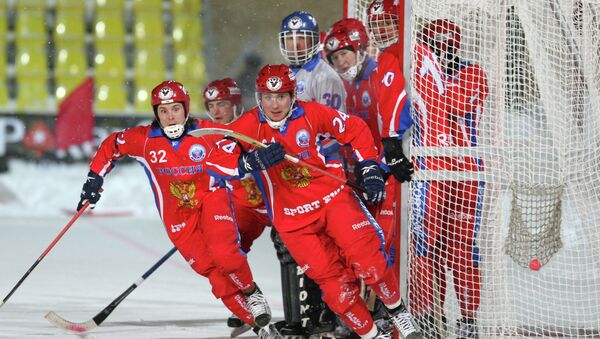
[45,311,98,333]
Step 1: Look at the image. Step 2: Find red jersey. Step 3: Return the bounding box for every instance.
[89,119,223,241]
[345,57,382,149]
[341,57,381,179]
[201,120,266,210]
[446,61,488,172]
[412,41,454,171]
[206,100,379,231]
[373,41,413,139]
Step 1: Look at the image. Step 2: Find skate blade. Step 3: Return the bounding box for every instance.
[230,323,252,337]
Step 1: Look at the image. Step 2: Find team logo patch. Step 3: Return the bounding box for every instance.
[188,144,206,162]
[295,129,310,148]
[241,178,263,206]
[267,76,283,91]
[159,86,174,100]
[204,87,219,100]
[326,37,339,51]
[349,30,360,41]
[362,91,371,107]
[296,80,305,95]
[228,86,241,95]
[281,164,312,188]
[288,16,303,29]
[370,2,384,14]
[169,181,198,208]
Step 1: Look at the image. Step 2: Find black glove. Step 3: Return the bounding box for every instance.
[355,160,386,204]
[238,142,286,174]
[77,171,103,211]
[382,137,414,182]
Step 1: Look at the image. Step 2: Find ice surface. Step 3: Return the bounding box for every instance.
[0,160,282,338]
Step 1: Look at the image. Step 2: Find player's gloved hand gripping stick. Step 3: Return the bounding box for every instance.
[190,127,367,193]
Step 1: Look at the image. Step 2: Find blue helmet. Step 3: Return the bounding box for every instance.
[279,11,320,66]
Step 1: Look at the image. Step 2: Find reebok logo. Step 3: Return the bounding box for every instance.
[352,220,370,230]
[360,164,378,176]
[214,215,234,222]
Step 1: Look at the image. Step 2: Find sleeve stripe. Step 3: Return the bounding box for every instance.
[388,90,407,138]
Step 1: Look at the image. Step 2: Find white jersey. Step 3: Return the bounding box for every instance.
[291,55,347,112]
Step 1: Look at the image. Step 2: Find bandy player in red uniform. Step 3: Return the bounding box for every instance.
[203,78,269,254]
[411,20,489,339]
[76,80,282,338]
[366,0,415,185]
[323,18,406,332]
[205,64,421,339]
[203,78,271,336]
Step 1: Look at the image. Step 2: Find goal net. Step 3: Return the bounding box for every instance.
[352,0,600,337]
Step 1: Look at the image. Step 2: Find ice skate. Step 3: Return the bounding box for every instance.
[257,323,285,339]
[245,285,272,328]
[373,327,394,339]
[387,301,423,339]
[227,313,252,337]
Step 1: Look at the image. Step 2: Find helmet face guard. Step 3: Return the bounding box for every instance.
[279,11,320,67]
[419,19,461,61]
[203,78,243,123]
[255,64,296,129]
[366,0,400,49]
[151,80,191,139]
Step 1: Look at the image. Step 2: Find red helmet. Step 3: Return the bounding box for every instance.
[329,18,369,47]
[255,64,296,95]
[323,27,369,81]
[366,0,401,49]
[419,19,461,53]
[324,20,369,61]
[203,78,242,109]
[151,80,190,114]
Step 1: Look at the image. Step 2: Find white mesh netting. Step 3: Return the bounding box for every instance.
[408,1,600,338]
[352,0,600,337]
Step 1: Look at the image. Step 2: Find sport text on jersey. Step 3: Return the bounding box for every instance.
[283,186,343,216]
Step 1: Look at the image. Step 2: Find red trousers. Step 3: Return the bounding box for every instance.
[171,189,257,325]
[409,180,483,319]
[277,188,402,336]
